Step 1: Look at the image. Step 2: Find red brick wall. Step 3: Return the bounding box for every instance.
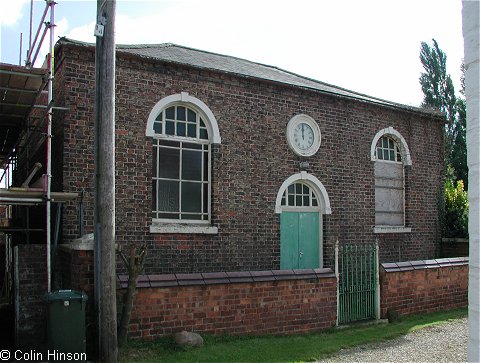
[58,247,94,295]
[57,246,95,357]
[440,239,469,257]
[50,40,444,275]
[380,258,468,318]
[14,244,47,349]
[119,269,337,339]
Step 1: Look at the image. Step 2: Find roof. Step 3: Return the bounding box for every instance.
[59,38,442,117]
[0,63,48,166]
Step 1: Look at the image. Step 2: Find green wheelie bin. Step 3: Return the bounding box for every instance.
[44,290,88,360]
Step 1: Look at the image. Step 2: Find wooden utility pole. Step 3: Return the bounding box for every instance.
[94,0,117,362]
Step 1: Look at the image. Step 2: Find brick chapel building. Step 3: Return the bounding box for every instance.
[24,37,444,274]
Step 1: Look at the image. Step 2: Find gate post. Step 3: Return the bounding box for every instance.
[375,239,380,319]
[335,240,339,326]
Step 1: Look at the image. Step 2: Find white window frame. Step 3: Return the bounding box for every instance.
[371,127,412,234]
[152,139,210,224]
[146,93,221,234]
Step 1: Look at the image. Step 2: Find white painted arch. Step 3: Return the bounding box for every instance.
[370,127,412,166]
[145,92,221,144]
[275,171,332,214]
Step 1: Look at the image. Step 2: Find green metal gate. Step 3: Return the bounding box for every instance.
[335,241,379,324]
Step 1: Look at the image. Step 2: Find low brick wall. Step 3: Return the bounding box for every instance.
[440,238,469,258]
[118,269,337,339]
[380,257,468,318]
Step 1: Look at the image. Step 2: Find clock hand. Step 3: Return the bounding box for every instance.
[301,124,305,140]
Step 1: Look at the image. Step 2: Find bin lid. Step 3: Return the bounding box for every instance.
[44,289,88,302]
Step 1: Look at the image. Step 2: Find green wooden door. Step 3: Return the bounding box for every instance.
[280,212,320,269]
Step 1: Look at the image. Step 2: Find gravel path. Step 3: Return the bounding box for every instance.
[318,318,468,363]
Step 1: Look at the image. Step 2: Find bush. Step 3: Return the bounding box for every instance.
[443,179,469,238]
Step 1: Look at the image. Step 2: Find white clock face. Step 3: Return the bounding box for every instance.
[286,114,321,157]
[293,122,314,150]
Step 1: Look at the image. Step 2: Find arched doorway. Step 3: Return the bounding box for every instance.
[275,172,331,269]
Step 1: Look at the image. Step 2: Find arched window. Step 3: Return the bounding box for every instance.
[146,93,221,233]
[280,182,319,208]
[376,136,402,162]
[371,128,411,233]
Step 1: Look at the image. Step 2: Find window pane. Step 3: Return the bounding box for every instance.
[389,138,394,149]
[159,147,179,179]
[183,142,202,150]
[182,214,202,220]
[203,183,208,213]
[200,118,206,127]
[177,122,186,137]
[152,180,157,211]
[177,106,186,121]
[203,151,208,181]
[303,184,309,194]
[157,180,179,212]
[303,196,309,206]
[296,183,302,194]
[166,121,174,135]
[165,106,175,120]
[187,124,196,137]
[153,121,162,134]
[152,146,157,177]
[288,195,294,206]
[182,150,202,180]
[296,196,302,206]
[281,196,286,206]
[312,198,318,207]
[181,182,201,212]
[389,150,395,161]
[159,140,179,148]
[377,149,383,160]
[155,113,163,121]
[158,213,178,219]
[187,109,196,122]
[200,129,208,140]
[383,138,388,148]
[288,184,295,194]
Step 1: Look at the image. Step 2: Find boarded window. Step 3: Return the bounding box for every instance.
[374,161,404,226]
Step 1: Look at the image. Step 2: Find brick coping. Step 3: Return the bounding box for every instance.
[382,257,468,272]
[118,268,335,288]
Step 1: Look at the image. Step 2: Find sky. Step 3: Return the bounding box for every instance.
[0,0,465,107]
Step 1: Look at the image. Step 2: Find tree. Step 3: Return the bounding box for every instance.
[444,178,469,238]
[117,243,147,348]
[452,96,468,187]
[420,39,468,239]
[419,39,457,137]
[419,39,468,187]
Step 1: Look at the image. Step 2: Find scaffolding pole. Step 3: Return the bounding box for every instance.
[45,0,55,293]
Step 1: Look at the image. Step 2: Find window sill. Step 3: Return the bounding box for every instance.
[150,223,218,234]
[374,226,412,234]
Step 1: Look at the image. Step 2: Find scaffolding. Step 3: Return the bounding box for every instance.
[0,0,76,297]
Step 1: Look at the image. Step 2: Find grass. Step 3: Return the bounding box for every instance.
[119,308,467,363]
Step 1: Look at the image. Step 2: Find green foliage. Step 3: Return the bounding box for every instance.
[419,39,468,188]
[452,97,468,188]
[119,308,467,363]
[419,39,457,134]
[444,178,469,238]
